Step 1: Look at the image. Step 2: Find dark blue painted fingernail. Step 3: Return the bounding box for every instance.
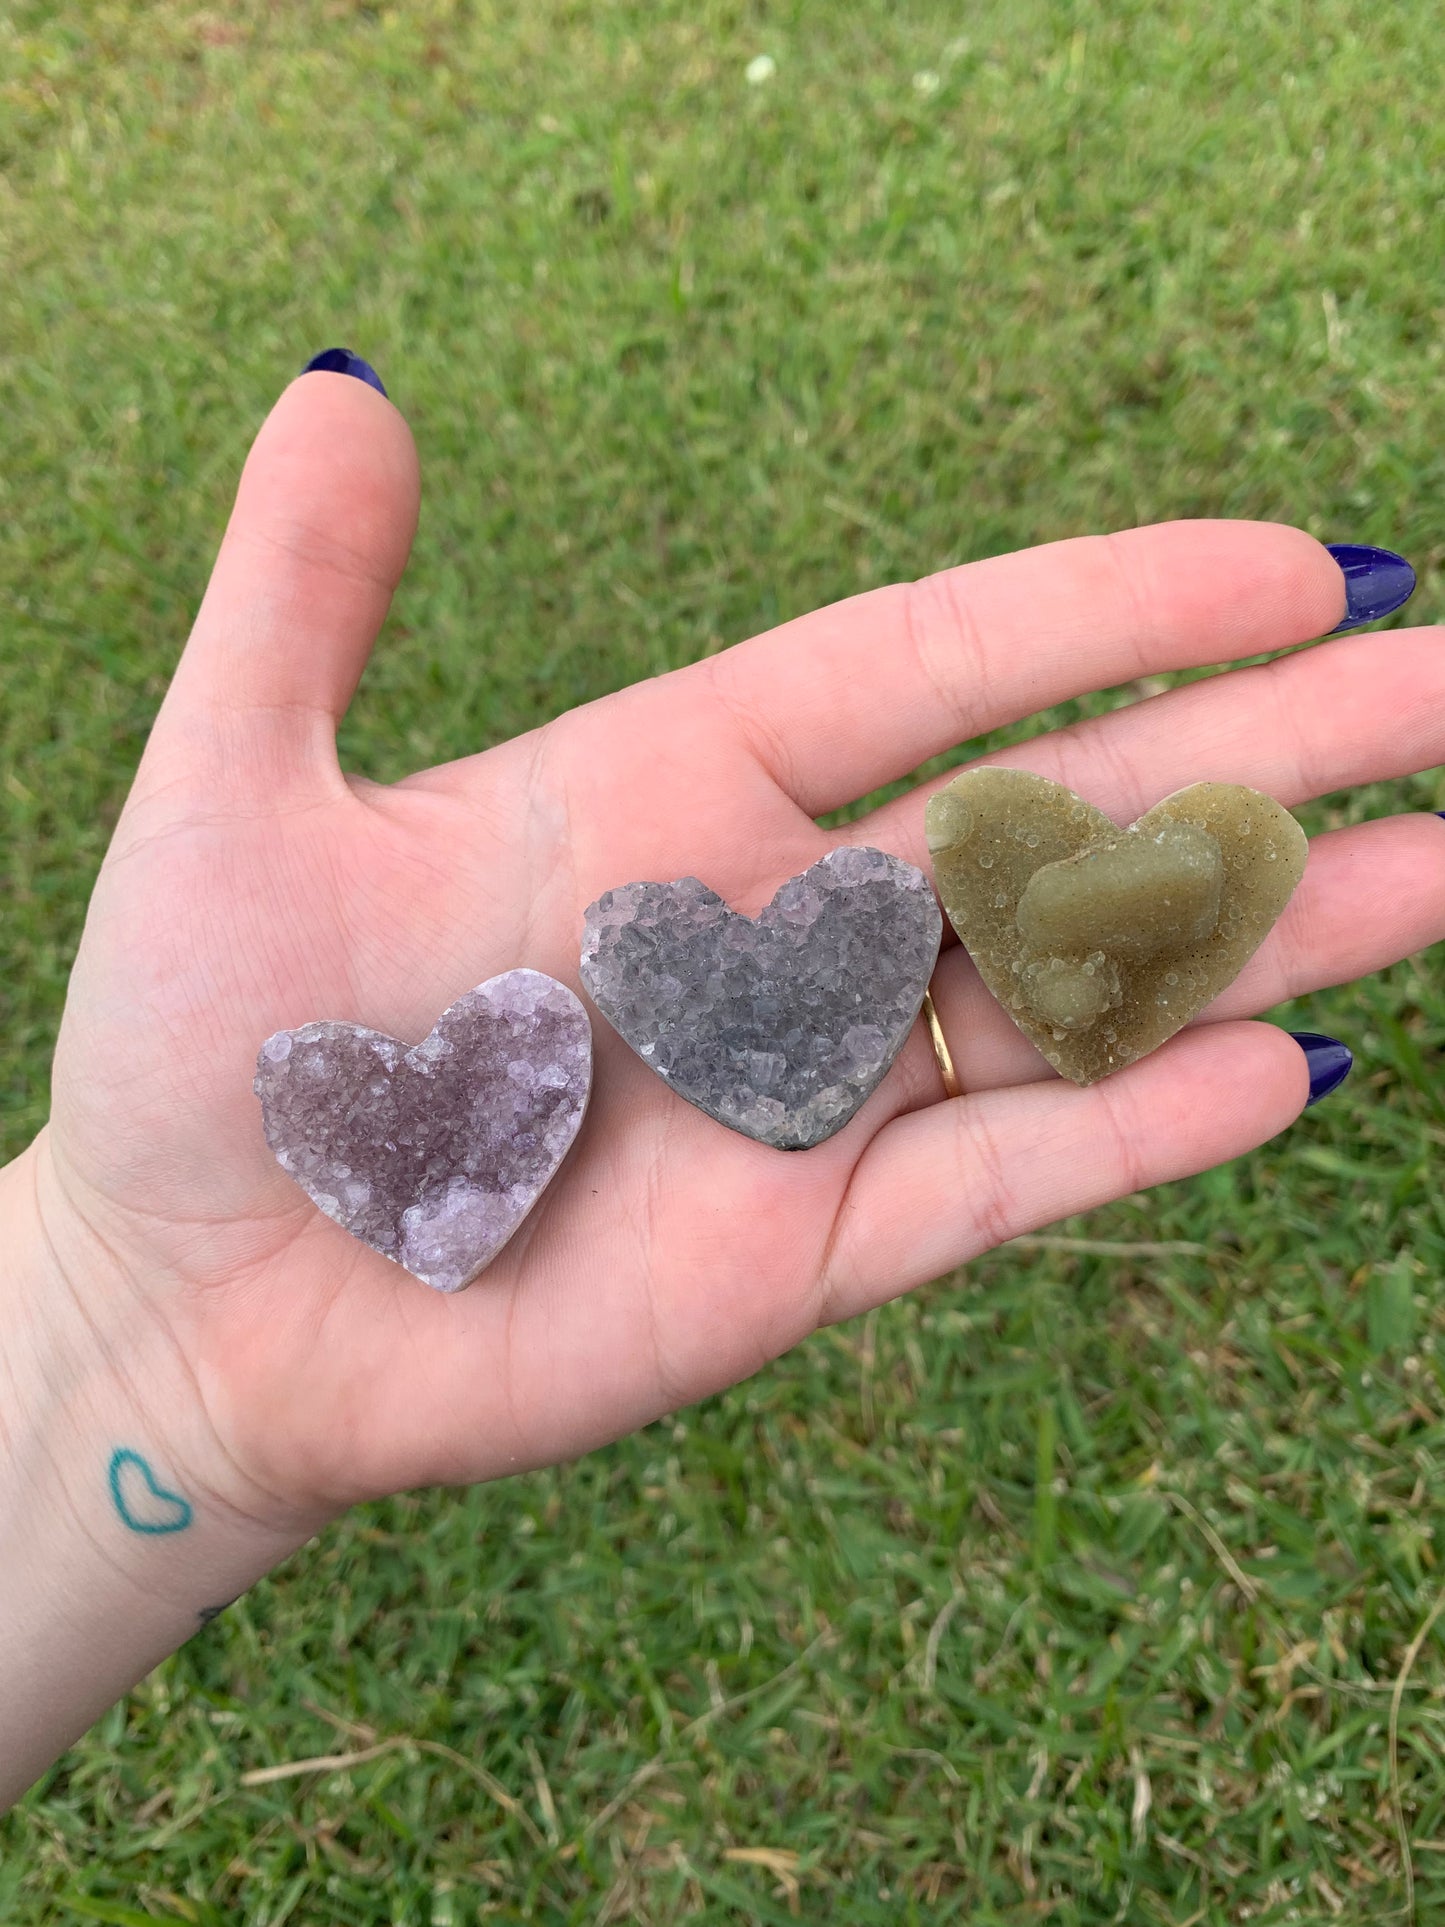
[1290,1031,1353,1107]
[300,347,387,397]
[1325,543,1415,632]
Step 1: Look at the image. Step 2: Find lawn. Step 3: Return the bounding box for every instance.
[3,1,1444,1920]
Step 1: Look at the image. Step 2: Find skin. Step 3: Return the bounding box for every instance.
[3,371,1443,1806]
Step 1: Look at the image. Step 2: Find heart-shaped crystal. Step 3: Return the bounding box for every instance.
[926,770,1308,1085]
[253,970,591,1291]
[580,846,942,1149]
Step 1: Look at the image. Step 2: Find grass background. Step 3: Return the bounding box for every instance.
[3,0,1444,1919]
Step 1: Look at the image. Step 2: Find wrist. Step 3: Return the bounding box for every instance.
[0,1134,327,1809]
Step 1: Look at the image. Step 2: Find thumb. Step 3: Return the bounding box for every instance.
[142,352,421,810]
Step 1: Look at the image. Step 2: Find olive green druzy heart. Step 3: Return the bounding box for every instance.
[925,770,1309,1085]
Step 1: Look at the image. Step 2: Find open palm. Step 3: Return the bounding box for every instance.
[41,373,1445,1529]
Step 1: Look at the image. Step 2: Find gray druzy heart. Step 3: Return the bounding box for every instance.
[253,970,591,1292]
[580,847,942,1150]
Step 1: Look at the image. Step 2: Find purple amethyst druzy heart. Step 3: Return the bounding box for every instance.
[254,969,591,1291]
[580,846,941,1149]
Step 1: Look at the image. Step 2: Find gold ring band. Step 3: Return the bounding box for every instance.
[921,987,962,1101]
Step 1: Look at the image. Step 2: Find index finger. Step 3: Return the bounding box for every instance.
[700,521,1366,818]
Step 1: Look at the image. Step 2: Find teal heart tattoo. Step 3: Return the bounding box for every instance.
[107,1448,193,1535]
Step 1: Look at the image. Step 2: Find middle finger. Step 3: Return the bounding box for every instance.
[857,621,1445,888]
[852,621,1445,1098]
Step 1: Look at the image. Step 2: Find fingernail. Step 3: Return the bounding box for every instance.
[1325,543,1416,632]
[299,347,387,397]
[1290,1031,1353,1107]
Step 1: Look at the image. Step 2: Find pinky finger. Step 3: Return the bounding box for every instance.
[816,1022,1313,1328]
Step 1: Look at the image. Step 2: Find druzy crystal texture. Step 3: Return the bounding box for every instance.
[253,970,591,1292]
[580,847,942,1150]
[926,770,1308,1086]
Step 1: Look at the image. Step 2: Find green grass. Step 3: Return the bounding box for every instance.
[3,0,1445,1919]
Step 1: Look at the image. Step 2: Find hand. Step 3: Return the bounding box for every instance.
[7,370,1441,1797]
[28,371,1445,1523]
